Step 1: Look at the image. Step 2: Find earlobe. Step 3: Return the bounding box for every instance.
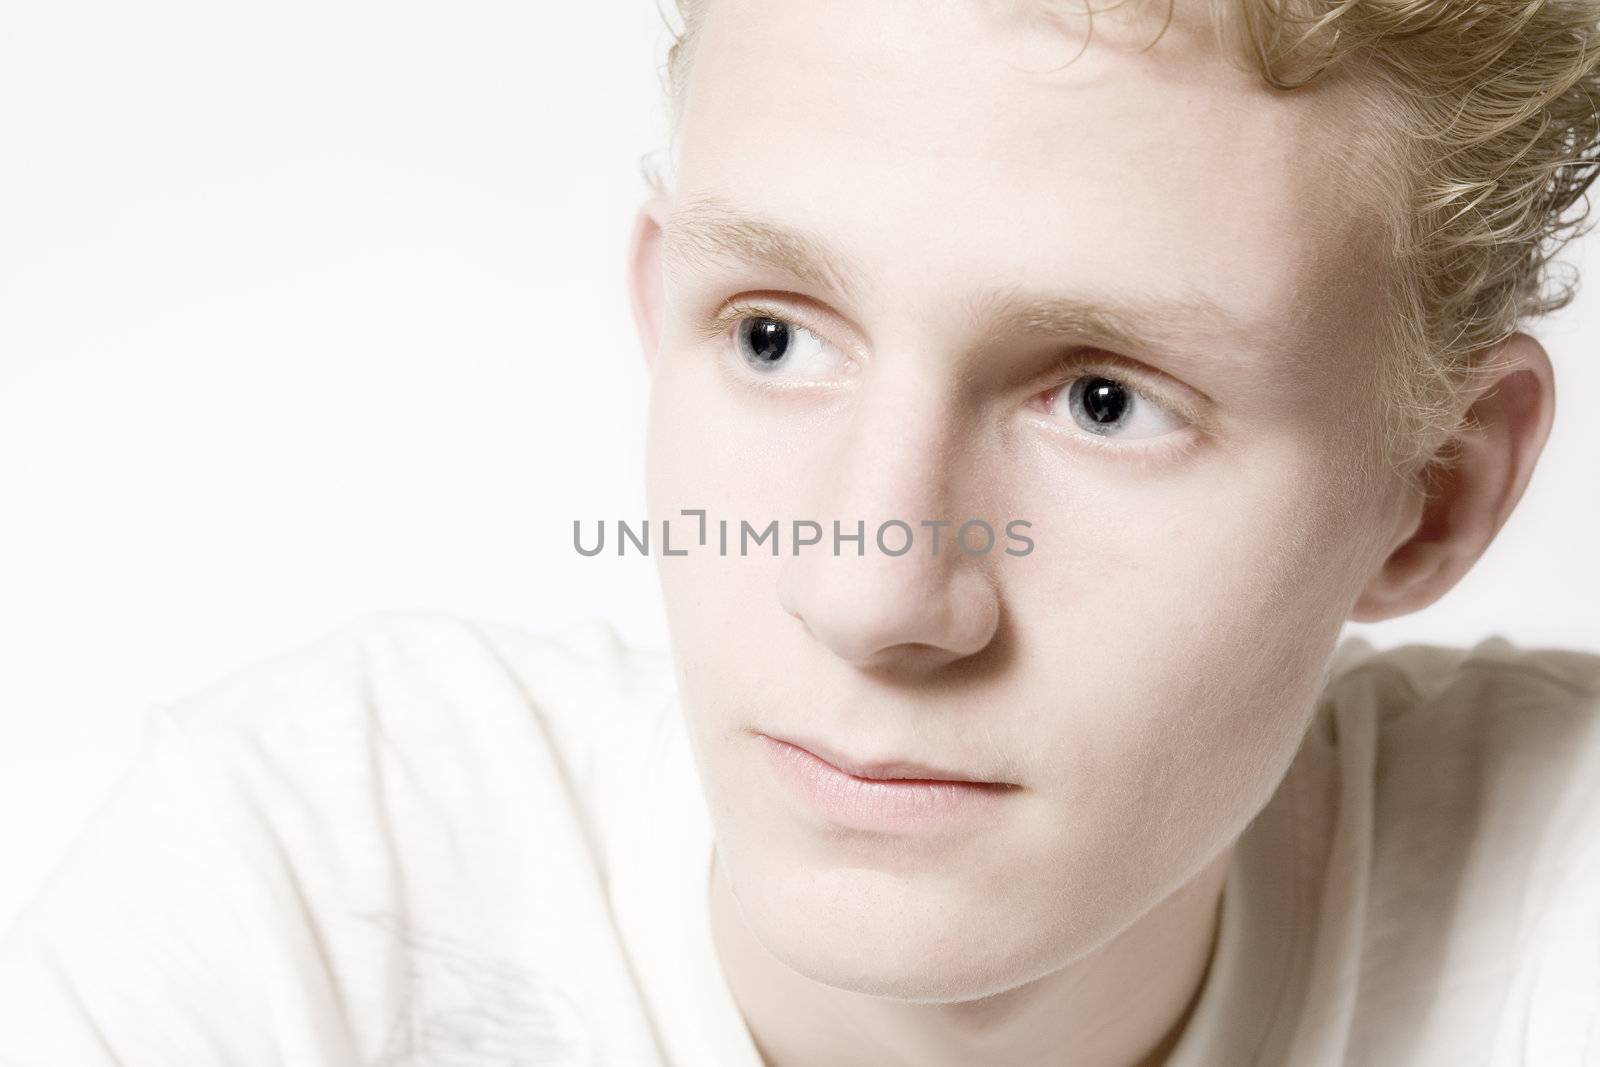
[1349,332,1556,623]
[627,199,669,373]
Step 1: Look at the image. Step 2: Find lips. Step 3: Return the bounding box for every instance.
[758,732,1017,834]
[759,731,1012,786]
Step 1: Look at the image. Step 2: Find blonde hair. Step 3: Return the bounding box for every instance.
[653,1,1600,492]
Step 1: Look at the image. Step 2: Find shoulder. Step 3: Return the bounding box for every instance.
[0,612,680,1063]
[1322,633,1599,746]
[130,608,681,933]
[1324,633,1600,929]
[1323,633,1600,804]
[1317,634,1600,912]
[157,608,674,758]
[1314,634,1600,827]
[1321,639,1600,1056]
[147,609,679,867]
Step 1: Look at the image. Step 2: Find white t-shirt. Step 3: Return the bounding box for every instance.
[1,610,1596,1066]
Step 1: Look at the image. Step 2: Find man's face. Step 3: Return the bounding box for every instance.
[641,0,1405,999]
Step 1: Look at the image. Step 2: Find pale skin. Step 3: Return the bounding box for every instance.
[625,2,1557,1065]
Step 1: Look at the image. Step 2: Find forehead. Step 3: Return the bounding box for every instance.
[672,0,1385,379]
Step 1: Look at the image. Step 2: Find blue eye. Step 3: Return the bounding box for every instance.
[739,317,792,368]
[1050,374,1186,441]
[732,313,847,379]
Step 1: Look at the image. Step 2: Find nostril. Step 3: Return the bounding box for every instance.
[781,598,817,641]
[778,582,803,621]
[777,551,1001,671]
[860,641,967,676]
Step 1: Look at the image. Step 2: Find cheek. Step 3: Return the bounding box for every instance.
[645,339,806,519]
[1003,445,1371,829]
[645,344,801,679]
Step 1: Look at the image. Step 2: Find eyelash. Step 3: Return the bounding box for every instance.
[702,301,1206,465]
[1035,352,1205,465]
[706,300,852,396]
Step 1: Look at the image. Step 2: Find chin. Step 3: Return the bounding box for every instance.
[726,857,1063,1003]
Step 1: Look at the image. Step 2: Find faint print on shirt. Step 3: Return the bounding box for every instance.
[360,911,597,1066]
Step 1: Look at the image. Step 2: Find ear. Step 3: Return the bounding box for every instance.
[626,198,669,373]
[1351,331,1556,622]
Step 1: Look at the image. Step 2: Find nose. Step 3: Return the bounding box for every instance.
[775,387,1003,677]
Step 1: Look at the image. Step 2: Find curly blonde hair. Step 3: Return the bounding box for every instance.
[653,1,1600,492]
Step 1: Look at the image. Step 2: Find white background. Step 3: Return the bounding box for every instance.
[1,1,1595,928]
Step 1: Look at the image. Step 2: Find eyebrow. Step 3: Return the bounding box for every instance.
[664,195,870,298]
[662,194,1291,388]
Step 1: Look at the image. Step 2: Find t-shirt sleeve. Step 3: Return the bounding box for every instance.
[0,609,679,1066]
[0,706,351,1066]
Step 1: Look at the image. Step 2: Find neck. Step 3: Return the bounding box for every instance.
[708,847,1229,1067]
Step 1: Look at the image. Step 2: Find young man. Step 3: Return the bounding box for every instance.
[3,1,1598,1065]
